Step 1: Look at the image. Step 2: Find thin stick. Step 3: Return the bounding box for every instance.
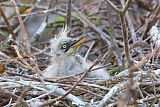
[0,6,16,40]
[40,58,99,107]
[10,0,31,54]
[66,0,72,27]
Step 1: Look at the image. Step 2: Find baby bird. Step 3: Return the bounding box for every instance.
[43,27,110,79]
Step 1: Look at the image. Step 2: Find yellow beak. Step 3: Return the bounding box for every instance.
[71,37,86,48]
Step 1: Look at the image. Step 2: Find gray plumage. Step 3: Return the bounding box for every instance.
[43,27,110,79]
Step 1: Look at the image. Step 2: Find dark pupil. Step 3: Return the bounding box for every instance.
[61,43,69,52]
[62,44,67,49]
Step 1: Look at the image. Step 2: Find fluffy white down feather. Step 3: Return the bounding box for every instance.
[150,25,160,45]
[43,54,110,79]
[42,27,110,79]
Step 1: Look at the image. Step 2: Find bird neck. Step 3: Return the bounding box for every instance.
[51,53,74,61]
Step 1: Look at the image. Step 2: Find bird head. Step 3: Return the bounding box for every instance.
[50,27,86,56]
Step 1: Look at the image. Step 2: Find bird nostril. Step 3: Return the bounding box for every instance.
[71,37,86,48]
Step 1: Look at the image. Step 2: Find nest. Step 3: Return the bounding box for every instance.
[0,0,160,106]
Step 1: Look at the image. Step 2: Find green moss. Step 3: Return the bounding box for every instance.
[21,0,30,3]
[109,67,120,75]
[95,17,100,25]
[55,15,65,22]
[0,29,9,36]
[88,16,100,25]
[124,61,128,69]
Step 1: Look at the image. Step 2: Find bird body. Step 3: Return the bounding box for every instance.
[43,54,85,77]
[43,27,110,79]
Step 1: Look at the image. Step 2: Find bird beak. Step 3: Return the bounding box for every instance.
[71,37,86,49]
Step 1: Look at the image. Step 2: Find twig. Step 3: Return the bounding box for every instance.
[40,72,87,107]
[109,94,160,106]
[105,0,120,12]
[84,41,95,61]
[141,0,160,38]
[119,9,132,68]
[66,0,72,27]
[129,45,160,71]
[0,87,29,107]
[39,58,99,107]
[106,2,124,71]
[120,0,137,43]
[20,8,57,17]
[0,2,47,9]
[97,84,124,107]
[0,6,16,40]
[72,4,110,45]
[13,85,31,107]
[0,51,10,59]
[10,0,31,54]
[121,0,132,15]
[13,45,36,72]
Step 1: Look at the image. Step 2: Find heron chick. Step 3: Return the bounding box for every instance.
[42,27,110,79]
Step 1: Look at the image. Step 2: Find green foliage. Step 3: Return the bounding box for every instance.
[0,29,9,36]
[55,15,65,22]
[72,12,80,18]
[124,61,128,69]
[94,17,100,25]
[55,15,65,26]
[21,0,30,3]
[109,66,120,75]
[88,16,100,25]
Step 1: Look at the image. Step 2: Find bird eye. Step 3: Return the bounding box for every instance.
[62,44,67,49]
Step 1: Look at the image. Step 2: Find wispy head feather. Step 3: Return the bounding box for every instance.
[50,26,71,55]
[55,26,70,38]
